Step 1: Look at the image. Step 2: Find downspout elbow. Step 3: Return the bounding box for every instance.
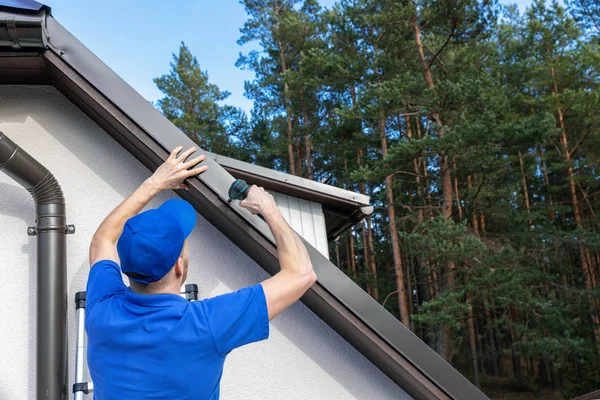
[0,131,65,211]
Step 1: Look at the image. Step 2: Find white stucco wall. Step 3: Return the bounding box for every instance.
[0,86,410,400]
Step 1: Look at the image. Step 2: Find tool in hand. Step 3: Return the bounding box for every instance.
[228,179,250,203]
[228,179,265,221]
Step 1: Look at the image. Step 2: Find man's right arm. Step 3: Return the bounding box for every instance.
[240,186,317,320]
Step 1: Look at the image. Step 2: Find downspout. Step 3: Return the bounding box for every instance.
[0,132,70,400]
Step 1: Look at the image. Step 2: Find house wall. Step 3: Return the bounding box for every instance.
[269,191,330,258]
[0,86,410,400]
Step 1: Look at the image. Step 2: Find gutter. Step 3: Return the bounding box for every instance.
[0,132,71,400]
[0,10,47,49]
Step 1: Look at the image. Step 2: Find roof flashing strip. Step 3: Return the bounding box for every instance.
[208,152,371,206]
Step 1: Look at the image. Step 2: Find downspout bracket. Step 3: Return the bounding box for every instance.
[27,224,75,236]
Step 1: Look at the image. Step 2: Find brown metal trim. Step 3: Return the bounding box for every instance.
[43,50,452,400]
[226,165,366,239]
[0,53,49,84]
[224,165,362,211]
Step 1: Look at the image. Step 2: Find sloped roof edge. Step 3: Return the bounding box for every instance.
[208,152,371,206]
[0,7,489,400]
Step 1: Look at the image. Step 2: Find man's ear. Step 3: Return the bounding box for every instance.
[174,256,185,277]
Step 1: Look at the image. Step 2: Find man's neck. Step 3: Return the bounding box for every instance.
[129,280,181,296]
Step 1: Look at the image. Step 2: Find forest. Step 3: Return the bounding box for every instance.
[153,0,600,398]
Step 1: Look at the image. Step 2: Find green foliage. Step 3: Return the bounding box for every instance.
[155,0,600,396]
[154,42,247,156]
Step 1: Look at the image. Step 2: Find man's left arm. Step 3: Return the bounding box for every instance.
[89,146,207,266]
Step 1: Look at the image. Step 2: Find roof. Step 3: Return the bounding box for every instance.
[209,152,374,240]
[0,4,489,400]
[0,0,48,13]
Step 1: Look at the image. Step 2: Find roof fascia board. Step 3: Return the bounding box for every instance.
[207,152,371,206]
[31,14,487,400]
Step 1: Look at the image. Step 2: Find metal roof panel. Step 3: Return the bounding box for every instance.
[0,0,49,13]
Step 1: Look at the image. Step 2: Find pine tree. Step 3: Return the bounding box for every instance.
[154,42,238,155]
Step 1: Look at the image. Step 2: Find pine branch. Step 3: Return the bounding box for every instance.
[568,126,590,158]
[427,27,455,70]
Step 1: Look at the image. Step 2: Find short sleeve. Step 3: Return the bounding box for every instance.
[86,260,126,311]
[199,284,270,357]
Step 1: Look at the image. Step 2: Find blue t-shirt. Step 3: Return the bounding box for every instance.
[85,260,270,400]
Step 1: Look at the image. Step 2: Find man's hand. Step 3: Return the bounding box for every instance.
[239,185,277,216]
[148,146,208,191]
[90,145,207,266]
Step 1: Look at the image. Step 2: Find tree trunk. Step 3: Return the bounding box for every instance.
[467,296,480,387]
[538,145,555,220]
[366,216,379,299]
[353,91,379,299]
[479,212,486,234]
[295,136,302,177]
[279,57,295,175]
[551,64,600,344]
[361,219,372,298]
[475,312,485,374]
[406,259,415,331]
[410,20,454,362]
[302,99,313,180]
[453,157,463,221]
[274,1,295,175]
[380,110,409,326]
[335,240,341,269]
[358,186,379,300]
[508,306,523,383]
[347,233,357,279]
[485,302,500,376]
[468,176,480,233]
[410,16,453,221]
[467,201,481,386]
[518,151,533,229]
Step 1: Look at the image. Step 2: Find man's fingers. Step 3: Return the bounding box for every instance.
[182,155,205,170]
[247,185,258,196]
[169,145,183,160]
[176,146,197,163]
[184,165,208,178]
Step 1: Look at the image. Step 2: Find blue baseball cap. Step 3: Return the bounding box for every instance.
[117,199,196,284]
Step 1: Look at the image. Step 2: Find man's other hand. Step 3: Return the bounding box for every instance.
[240,185,277,216]
[149,146,208,191]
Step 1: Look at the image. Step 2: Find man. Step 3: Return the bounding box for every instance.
[86,145,316,399]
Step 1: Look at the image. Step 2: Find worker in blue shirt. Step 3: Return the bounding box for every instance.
[86,145,317,399]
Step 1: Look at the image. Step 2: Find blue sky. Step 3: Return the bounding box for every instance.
[45,0,535,114]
